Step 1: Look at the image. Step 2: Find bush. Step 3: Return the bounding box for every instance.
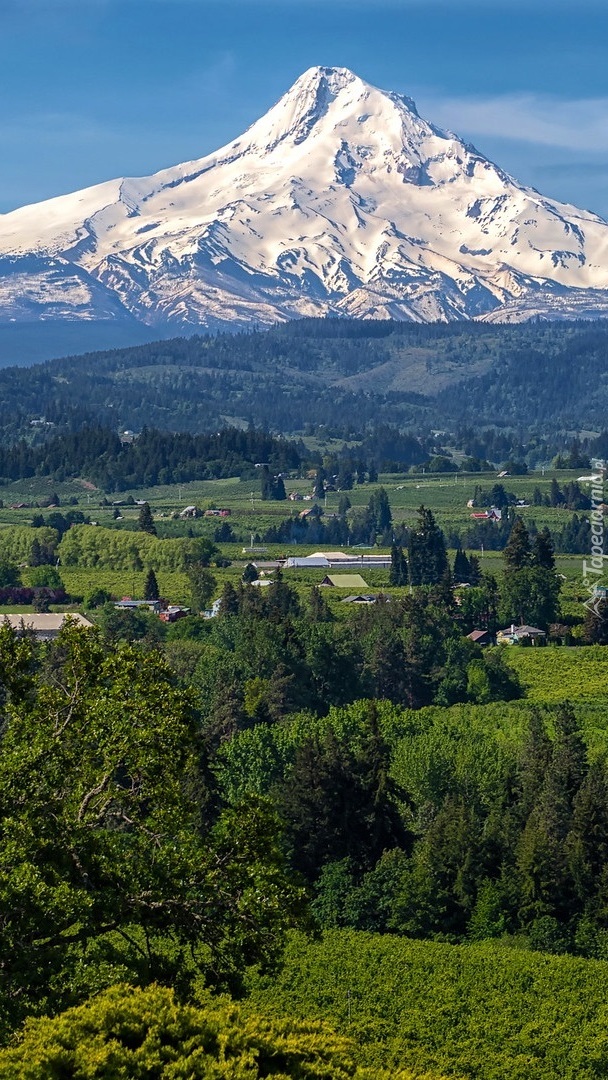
[0,983,411,1079]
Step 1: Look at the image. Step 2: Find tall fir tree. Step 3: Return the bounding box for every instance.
[503,518,532,572]
[143,567,159,601]
[389,544,409,586]
[533,527,556,570]
[408,506,449,586]
[137,502,156,536]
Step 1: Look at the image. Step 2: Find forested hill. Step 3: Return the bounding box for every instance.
[0,318,607,439]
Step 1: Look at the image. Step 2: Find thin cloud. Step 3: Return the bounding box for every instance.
[416,92,608,154]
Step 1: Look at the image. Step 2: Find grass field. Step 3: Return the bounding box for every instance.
[0,465,601,620]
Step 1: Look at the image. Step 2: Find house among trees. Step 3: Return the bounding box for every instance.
[467,629,493,646]
[114,598,162,614]
[496,624,547,645]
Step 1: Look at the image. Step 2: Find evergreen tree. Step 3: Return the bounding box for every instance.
[337,493,351,516]
[367,488,392,533]
[336,465,353,490]
[143,567,160,601]
[408,506,449,586]
[260,466,273,501]
[308,585,333,623]
[242,562,258,584]
[219,581,239,616]
[453,548,471,582]
[274,475,286,500]
[266,568,300,621]
[533,527,556,571]
[468,554,482,586]
[137,502,157,536]
[389,544,409,586]
[313,468,326,499]
[503,518,532,572]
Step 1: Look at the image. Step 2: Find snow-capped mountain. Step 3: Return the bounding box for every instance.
[2,65,608,331]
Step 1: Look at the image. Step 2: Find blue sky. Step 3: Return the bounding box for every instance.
[1,0,607,217]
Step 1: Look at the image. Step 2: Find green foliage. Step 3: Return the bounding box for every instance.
[0,626,305,1036]
[408,507,448,586]
[249,929,608,1079]
[504,646,608,706]
[24,564,63,589]
[59,525,191,571]
[0,983,408,1080]
[0,559,21,588]
[0,526,58,567]
[186,564,216,613]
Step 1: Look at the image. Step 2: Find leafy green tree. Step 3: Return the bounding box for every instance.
[26,564,63,589]
[97,603,166,643]
[187,537,219,567]
[0,559,21,588]
[0,626,304,1032]
[242,562,258,584]
[500,566,560,629]
[501,520,561,628]
[84,587,112,609]
[0,983,383,1080]
[137,502,156,536]
[187,564,216,613]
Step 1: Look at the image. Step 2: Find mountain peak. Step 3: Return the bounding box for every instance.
[1,66,608,337]
[292,65,361,93]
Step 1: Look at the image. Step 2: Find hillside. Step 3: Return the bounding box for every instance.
[1,318,607,439]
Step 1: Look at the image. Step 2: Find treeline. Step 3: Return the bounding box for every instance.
[183,573,521,744]
[1,318,608,441]
[0,425,304,490]
[216,694,608,961]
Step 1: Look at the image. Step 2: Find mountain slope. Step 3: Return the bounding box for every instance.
[1,319,608,439]
[1,65,608,334]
